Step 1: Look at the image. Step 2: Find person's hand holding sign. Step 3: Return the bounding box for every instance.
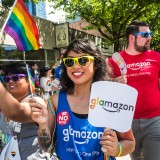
[100,129,119,157]
[113,75,127,84]
[88,81,138,159]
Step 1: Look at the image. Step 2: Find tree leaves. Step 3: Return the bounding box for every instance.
[46,0,160,51]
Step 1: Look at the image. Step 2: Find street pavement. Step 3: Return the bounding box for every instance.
[116,154,131,160]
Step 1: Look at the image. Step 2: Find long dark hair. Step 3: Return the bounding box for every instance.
[39,66,51,79]
[60,39,111,93]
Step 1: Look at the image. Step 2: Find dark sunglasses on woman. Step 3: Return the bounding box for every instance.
[4,74,27,83]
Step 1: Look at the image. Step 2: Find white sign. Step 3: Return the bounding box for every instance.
[88,81,138,132]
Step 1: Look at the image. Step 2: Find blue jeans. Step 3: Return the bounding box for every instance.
[130,116,160,160]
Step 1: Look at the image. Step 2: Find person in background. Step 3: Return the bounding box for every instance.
[28,62,41,96]
[0,65,4,84]
[0,62,50,159]
[31,39,135,160]
[51,53,64,93]
[51,67,55,81]
[54,63,62,80]
[39,66,52,100]
[109,20,160,160]
[29,62,39,82]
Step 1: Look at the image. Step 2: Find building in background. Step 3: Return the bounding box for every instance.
[25,0,46,19]
[44,1,113,55]
[46,0,66,23]
[0,0,113,67]
[26,0,65,23]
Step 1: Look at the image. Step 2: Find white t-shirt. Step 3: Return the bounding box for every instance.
[40,77,52,100]
[40,77,52,92]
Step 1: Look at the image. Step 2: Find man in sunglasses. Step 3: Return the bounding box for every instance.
[109,20,160,160]
[0,62,50,159]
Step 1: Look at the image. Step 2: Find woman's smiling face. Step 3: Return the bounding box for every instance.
[5,73,29,97]
[65,51,95,85]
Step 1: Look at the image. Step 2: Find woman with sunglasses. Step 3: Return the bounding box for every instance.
[31,39,135,160]
[0,62,50,159]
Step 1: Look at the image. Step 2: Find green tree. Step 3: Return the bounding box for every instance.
[2,0,160,52]
[44,0,160,52]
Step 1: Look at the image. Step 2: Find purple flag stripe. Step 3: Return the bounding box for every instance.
[4,24,24,51]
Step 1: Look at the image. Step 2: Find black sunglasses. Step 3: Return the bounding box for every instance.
[4,74,27,83]
[134,31,153,38]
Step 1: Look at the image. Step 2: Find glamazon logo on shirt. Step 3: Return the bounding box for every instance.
[63,125,103,144]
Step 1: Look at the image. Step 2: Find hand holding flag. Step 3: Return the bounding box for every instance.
[26,64,35,96]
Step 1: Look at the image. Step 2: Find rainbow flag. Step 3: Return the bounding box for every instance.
[4,0,40,51]
[26,64,35,96]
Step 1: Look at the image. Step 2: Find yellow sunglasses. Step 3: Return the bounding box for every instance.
[63,56,94,68]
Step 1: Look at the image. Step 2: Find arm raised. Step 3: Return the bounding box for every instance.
[0,82,32,122]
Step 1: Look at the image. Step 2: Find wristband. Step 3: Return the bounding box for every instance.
[117,142,122,157]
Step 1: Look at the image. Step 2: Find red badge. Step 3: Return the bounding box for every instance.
[57,111,70,125]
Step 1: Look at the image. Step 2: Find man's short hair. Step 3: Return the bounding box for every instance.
[126,20,149,39]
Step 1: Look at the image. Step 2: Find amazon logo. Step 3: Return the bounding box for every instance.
[127,61,151,70]
[90,97,134,113]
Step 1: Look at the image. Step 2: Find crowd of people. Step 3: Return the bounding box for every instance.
[0,19,159,160]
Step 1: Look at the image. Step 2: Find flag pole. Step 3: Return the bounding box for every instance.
[26,64,34,97]
[0,0,18,37]
[23,51,26,63]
